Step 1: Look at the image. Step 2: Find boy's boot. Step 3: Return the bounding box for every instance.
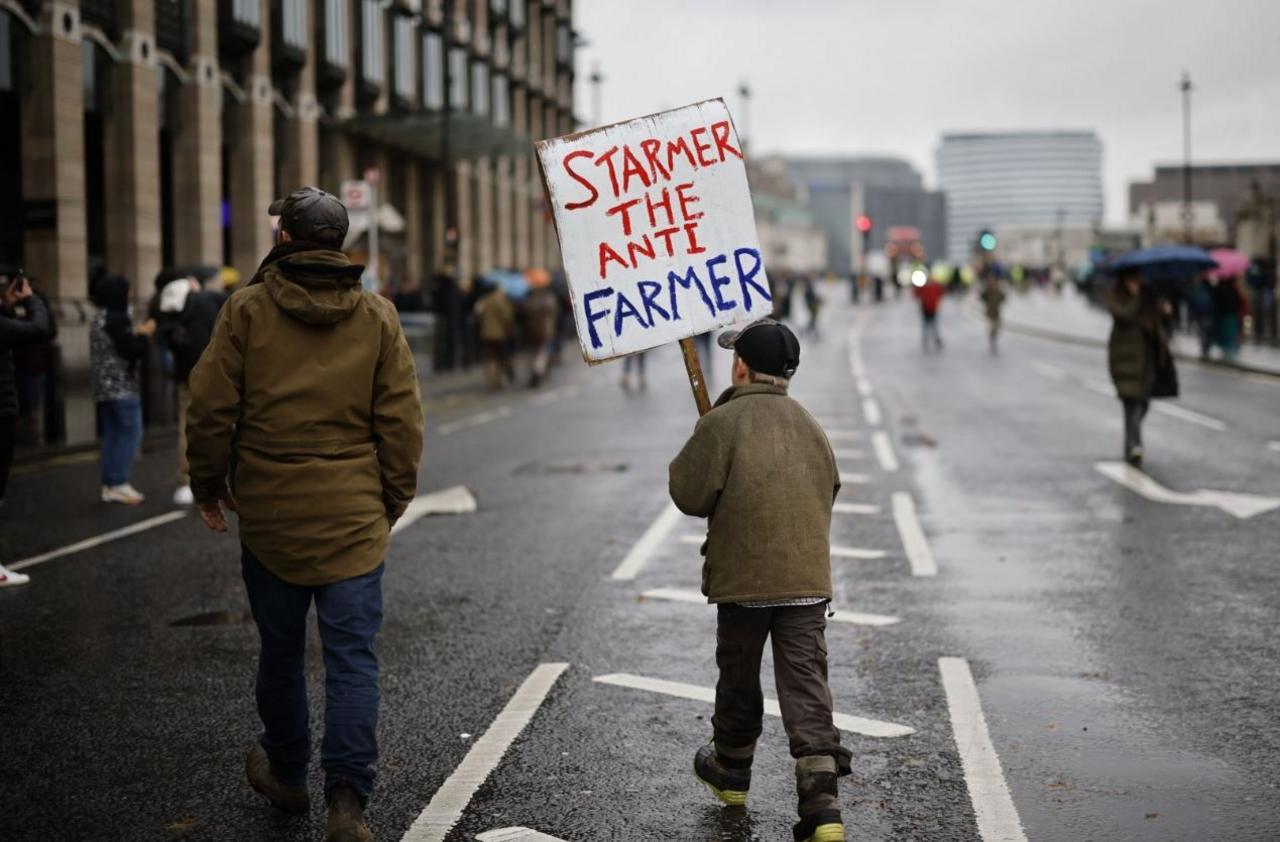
[326,782,373,842]
[793,755,844,842]
[245,745,309,815]
[693,739,754,806]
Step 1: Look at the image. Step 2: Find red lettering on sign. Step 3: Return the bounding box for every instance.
[563,150,599,210]
[620,145,652,195]
[690,127,716,167]
[594,146,623,198]
[598,241,629,279]
[666,137,698,174]
[684,222,706,255]
[645,187,675,228]
[640,138,672,183]
[675,182,703,222]
[710,121,743,161]
[626,233,657,267]
[653,226,682,257]
[606,198,642,236]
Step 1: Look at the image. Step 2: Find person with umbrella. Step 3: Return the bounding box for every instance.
[1107,266,1178,467]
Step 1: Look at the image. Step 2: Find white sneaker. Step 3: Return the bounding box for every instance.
[173,485,195,506]
[0,565,30,587]
[102,484,145,505]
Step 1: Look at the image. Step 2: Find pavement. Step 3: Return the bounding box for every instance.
[2,287,1279,841]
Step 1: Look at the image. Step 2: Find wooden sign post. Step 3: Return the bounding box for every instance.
[535,98,771,418]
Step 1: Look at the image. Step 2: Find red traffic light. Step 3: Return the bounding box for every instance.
[856,214,873,233]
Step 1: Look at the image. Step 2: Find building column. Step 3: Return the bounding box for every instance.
[494,156,513,270]
[20,2,85,301]
[455,160,474,283]
[428,162,446,272]
[278,38,319,191]
[171,0,222,267]
[228,0,275,281]
[104,0,161,298]
[474,157,494,273]
[404,158,425,283]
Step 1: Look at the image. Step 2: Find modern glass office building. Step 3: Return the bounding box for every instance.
[936,131,1103,262]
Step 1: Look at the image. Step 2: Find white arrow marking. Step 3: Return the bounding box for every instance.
[8,511,188,572]
[391,486,478,536]
[437,405,513,436]
[1151,402,1227,431]
[593,673,914,738]
[832,545,888,560]
[833,502,880,515]
[1095,462,1279,520]
[476,829,567,842]
[872,430,900,472]
[638,588,900,626]
[862,397,882,426]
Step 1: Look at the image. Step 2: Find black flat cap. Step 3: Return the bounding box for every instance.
[717,318,801,378]
[268,187,349,242]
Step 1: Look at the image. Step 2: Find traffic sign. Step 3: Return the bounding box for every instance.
[340,179,371,211]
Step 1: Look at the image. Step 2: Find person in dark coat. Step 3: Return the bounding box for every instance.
[0,269,52,587]
[1107,270,1177,467]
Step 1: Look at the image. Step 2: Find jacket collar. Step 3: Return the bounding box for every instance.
[713,382,790,408]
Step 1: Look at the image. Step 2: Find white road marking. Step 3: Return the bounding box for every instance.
[593,673,914,738]
[400,663,568,842]
[678,534,704,545]
[825,429,863,441]
[832,546,888,560]
[1150,402,1227,431]
[1095,461,1279,520]
[1269,441,1280,453]
[391,486,478,536]
[872,430,900,472]
[437,405,514,436]
[938,657,1028,842]
[639,587,900,626]
[847,328,867,378]
[477,829,567,842]
[1082,378,1114,397]
[1031,361,1067,381]
[833,448,867,459]
[856,377,874,397]
[610,502,683,580]
[840,472,871,484]
[862,397,883,426]
[892,492,938,577]
[9,511,189,572]
[529,384,581,407]
[833,502,881,515]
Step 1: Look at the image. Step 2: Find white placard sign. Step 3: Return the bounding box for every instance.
[536,98,771,362]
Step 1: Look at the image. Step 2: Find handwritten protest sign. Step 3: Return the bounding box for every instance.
[536,99,770,365]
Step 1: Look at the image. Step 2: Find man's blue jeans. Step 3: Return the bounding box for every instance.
[241,546,384,799]
[98,396,142,487]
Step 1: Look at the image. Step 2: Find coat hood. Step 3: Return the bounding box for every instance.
[92,274,131,312]
[254,248,365,326]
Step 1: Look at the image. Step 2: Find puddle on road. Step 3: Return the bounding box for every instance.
[169,610,254,627]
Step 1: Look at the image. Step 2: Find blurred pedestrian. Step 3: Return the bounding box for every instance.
[802,277,823,337]
[980,275,1006,353]
[913,273,946,352]
[620,351,647,391]
[154,271,227,505]
[1107,270,1177,467]
[1209,274,1249,360]
[90,274,155,505]
[1,268,52,587]
[186,186,424,842]
[669,319,850,842]
[523,276,558,388]
[474,283,516,389]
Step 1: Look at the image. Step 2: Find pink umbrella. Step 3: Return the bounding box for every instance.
[1208,248,1250,279]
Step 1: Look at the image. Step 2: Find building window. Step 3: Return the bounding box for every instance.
[392,14,415,102]
[279,0,307,52]
[320,0,348,78]
[508,0,525,31]
[154,0,189,63]
[360,0,385,89]
[490,0,508,20]
[556,22,571,68]
[422,29,444,110]
[220,0,264,56]
[81,0,121,38]
[470,59,488,116]
[0,11,11,93]
[491,71,510,127]
[448,45,468,111]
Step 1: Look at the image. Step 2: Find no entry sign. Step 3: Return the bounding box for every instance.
[536,99,770,364]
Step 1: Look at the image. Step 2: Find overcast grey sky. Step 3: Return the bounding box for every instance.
[574,0,1280,225]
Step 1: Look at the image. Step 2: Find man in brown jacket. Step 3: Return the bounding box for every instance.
[669,319,849,842]
[186,187,424,842]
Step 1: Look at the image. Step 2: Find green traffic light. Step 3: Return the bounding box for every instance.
[979,233,997,251]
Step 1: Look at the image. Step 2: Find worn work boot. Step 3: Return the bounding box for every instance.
[794,755,843,842]
[245,745,309,815]
[693,740,753,806]
[326,782,374,842]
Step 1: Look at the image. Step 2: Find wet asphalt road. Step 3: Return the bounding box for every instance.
[2,288,1278,841]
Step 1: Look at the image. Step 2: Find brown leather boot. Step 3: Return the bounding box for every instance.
[245,745,310,815]
[326,782,374,842]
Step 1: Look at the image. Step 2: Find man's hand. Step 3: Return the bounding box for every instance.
[195,489,238,533]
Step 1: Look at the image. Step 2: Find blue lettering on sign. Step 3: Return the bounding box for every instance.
[613,290,649,336]
[583,287,614,349]
[637,280,671,325]
[668,265,717,320]
[733,247,771,309]
[706,254,737,312]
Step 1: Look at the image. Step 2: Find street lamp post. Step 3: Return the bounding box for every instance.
[589,62,604,126]
[441,0,461,369]
[738,82,751,155]
[1180,70,1194,244]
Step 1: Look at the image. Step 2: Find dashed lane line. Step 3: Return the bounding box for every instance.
[1269,441,1280,453]
[872,430,900,472]
[892,492,938,577]
[833,502,881,515]
[477,829,567,842]
[856,378,874,397]
[833,448,867,459]
[8,511,189,572]
[436,405,514,436]
[1030,361,1067,381]
[832,546,888,560]
[400,663,568,842]
[528,384,581,407]
[610,502,683,580]
[1095,461,1279,520]
[593,673,914,738]
[639,587,901,626]
[939,657,1028,842]
[825,430,864,441]
[840,472,871,484]
[1082,378,1114,397]
[862,397,883,426]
